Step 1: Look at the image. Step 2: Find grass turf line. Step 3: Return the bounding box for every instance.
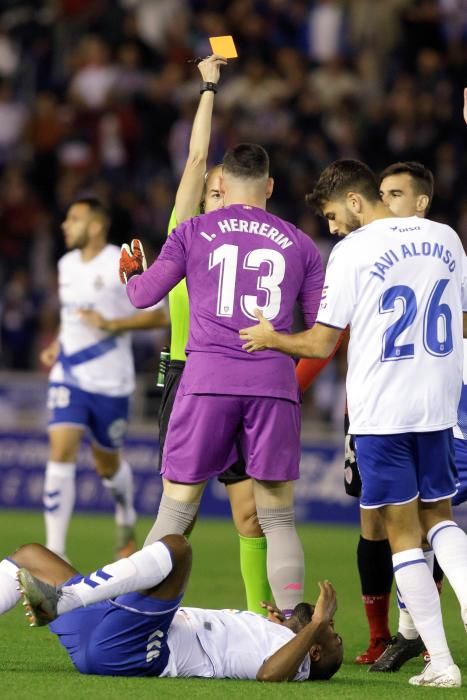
[0,510,466,698]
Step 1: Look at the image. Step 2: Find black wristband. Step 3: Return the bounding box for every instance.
[200,81,218,94]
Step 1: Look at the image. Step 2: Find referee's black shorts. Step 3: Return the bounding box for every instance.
[158,360,249,484]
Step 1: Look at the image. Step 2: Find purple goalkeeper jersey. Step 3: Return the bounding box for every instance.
[127,204,323,401]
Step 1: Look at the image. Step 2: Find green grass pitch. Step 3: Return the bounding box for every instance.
[0,510,466,699]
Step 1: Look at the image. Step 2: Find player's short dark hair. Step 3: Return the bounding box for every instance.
[222,143,269,180]
[379,161,434,211]
[309,646,343,681]
[70,197,110,230]
[306,159,380,214]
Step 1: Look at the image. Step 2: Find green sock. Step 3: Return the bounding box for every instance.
[239,535,272,616]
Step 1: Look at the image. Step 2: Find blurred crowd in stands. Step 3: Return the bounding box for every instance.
[0,0,466,424]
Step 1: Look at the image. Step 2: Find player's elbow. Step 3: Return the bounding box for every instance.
[185,153,207,171]
[256,667,287,682]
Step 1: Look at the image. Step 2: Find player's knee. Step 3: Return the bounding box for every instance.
[11,543,47,568]
[160,534,192,570]
[234,511,264,538]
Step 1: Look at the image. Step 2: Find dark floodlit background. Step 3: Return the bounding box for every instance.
[0,0,466,434]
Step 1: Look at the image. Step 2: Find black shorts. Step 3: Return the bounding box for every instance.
[158,360,249,485]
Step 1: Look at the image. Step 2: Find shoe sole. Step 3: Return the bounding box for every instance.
[16,569,55,627]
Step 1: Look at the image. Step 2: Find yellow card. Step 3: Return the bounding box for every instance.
[209,35,238,59]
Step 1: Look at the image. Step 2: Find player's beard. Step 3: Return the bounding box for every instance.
[344,210,362,234]
[66,229,90,250]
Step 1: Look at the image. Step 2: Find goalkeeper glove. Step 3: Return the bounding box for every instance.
[119,239,147,284]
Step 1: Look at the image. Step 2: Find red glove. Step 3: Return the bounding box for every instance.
[119,239,147,284]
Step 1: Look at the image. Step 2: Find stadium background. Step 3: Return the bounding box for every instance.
[1,3,467,696]
[0,0,466,523]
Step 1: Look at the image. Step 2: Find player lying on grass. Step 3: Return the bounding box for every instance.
[0,536,343,681]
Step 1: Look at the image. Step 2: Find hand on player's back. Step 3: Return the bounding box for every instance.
[239,308,274,352]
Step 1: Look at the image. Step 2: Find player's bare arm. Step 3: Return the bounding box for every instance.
[239,309,342,359]
[463,87,467,124]
[40,336,60,368]
[78,307,169,333]
[174,54,227,224]
[256,581,338,682]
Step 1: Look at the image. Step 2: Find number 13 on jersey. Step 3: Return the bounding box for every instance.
[208,243,286,320]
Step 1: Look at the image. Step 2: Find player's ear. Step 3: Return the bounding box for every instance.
[219,174,227,197]
[266,177,274,200]
[88,215,105,238]
[347,191,362,213]
[416,194,429,214]
[309,644,321,662]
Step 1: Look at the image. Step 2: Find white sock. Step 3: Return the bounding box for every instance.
[393,548,453,672]
[43,461,76,557]
[397,547,435,640]
[102,460,136,527]
[0,559,20,615]
[428,520,467,620]
[57,541,173,614]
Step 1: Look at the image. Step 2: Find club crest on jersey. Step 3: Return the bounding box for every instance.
[94,275,105,290]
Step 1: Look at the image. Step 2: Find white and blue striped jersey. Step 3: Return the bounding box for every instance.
[317,216,465,434]
[50,245,136,397]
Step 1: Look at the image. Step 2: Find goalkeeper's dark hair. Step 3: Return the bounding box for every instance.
[70,197,110,230]
[222,143,269,180]
[379,161,434,212]
[306,159,380,214]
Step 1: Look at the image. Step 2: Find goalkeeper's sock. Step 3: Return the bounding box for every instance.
[102,460,137,527]
[0,559,21,614]
[58,541,173,613]
[43,461,76,558]
[256,506,304,611]
[144,495,199,545]
[239,535,272,616]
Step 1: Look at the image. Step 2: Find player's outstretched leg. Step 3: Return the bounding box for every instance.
[0,543,77,618]
[18,536,188,628]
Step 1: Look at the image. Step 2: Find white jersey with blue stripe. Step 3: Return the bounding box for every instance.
[160,607,310,680]
[50,245,136,397]
[317,216,465,435]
